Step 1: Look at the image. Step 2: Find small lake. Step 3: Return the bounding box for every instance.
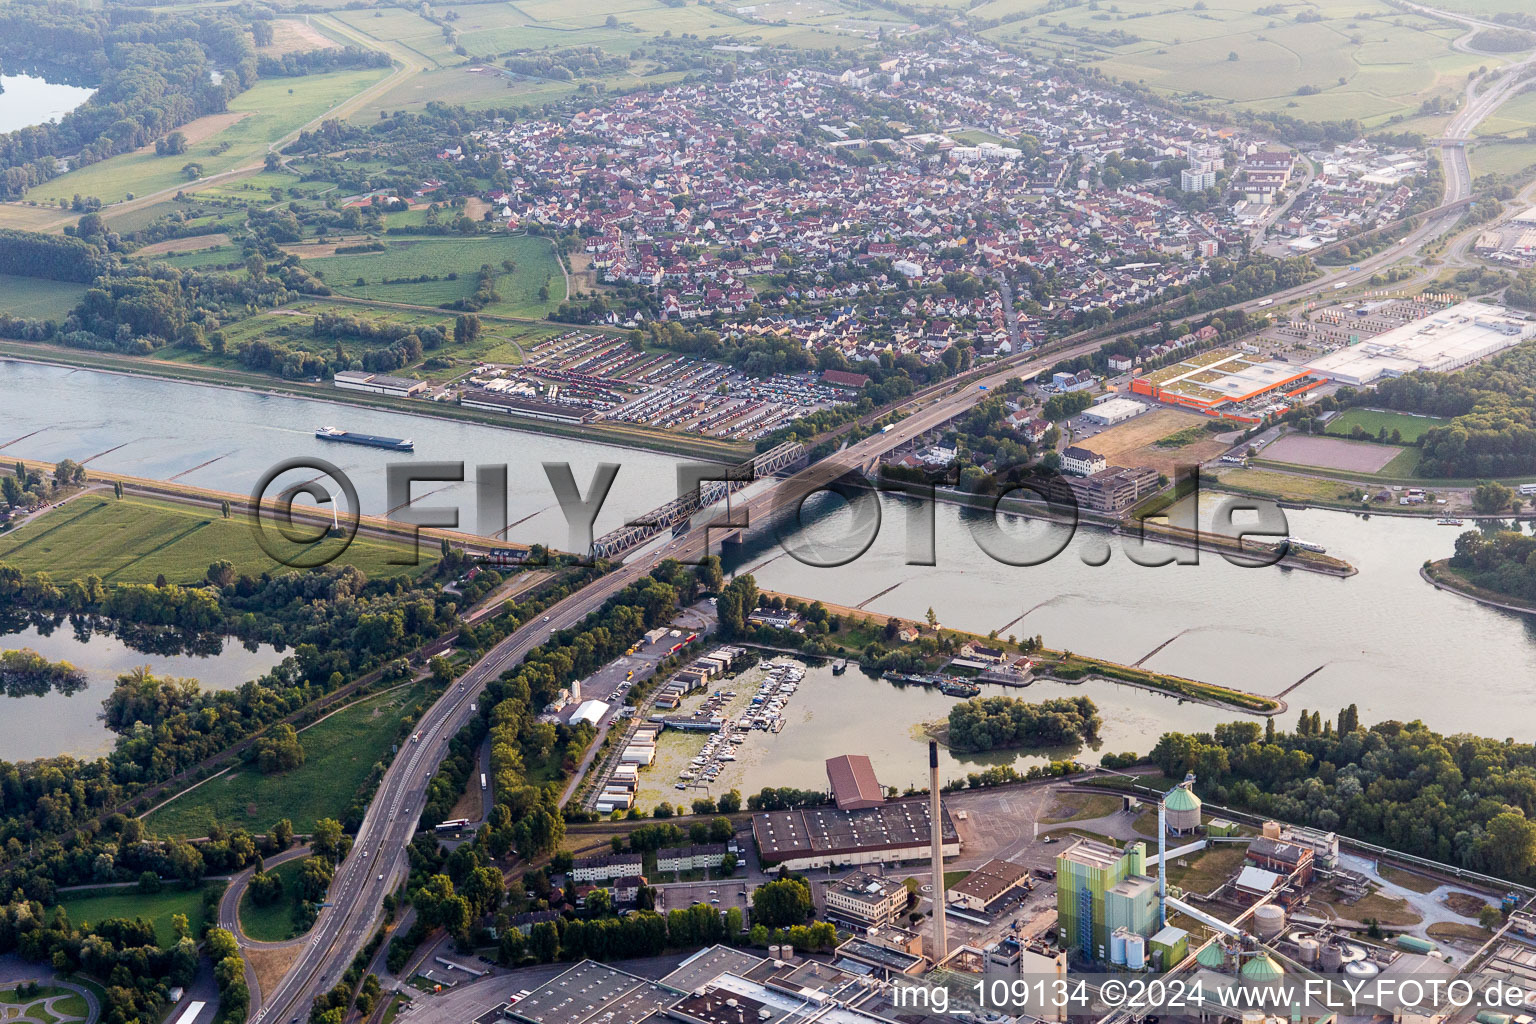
[0,624,286,761]
[0,74,95,134]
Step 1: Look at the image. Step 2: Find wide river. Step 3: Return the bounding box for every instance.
[0,359,682,550]
[5,360,1533,772]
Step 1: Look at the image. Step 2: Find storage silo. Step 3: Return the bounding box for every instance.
[1297,938,1320,966]
[1254,904,1285,939]
[1110,927,1129,966]
[1125,934,1147,971]
[1163,782,1202,835]
[1344,960,1379,981]
[1320,944,1343,972]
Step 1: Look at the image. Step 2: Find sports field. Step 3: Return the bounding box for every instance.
[1324,408,1447,444]
[56,884,210,947]
[0,275,87,319]
[24,68,390,207]
[1260,434,1401,473]
[303,235,566,316]
[145,683,429,838]
[0,496,434,584]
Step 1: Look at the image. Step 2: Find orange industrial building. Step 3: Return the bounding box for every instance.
[1131,348,1320,419]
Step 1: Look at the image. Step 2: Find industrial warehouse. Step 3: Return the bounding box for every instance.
[750,797,959,871]
[1130,348,1322,417]
[1304,300,1536,386]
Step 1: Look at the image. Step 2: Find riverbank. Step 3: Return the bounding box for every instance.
[0,342,748,463]
[1421,560,1536,617]
[871,477,1357,578]
[757,589,1282,716]
[1,456,500,560]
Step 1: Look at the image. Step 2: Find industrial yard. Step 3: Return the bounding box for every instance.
[453,330,848,438]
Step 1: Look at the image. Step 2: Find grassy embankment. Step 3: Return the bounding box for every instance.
[144,682,430,838]
[0,496,433,584]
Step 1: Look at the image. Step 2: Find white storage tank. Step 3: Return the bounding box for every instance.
[1298,938,1320,965]
[1344,960,1379,980]
[1254,904,1285,938]
[1125,934,1146,971]
[1110,927,1129,966]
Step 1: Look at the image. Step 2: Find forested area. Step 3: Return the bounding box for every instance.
[1150,708,1536,879]
[255,46,390,78]
[0,4,256,197]
[1446,527,1536,603]
[1356,339,1536,477]
[946,696,1102,752]
[0,229,104,282]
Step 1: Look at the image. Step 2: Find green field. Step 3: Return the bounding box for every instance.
[1325,408,1448,444]
[55,885,210,947]
[981,0,1482,127]
[303,235,566,316]
[0,497,435,585]
[0,275,87,319]
[144,683,429,838]
[239,855,317,942]
[25,68,390,207]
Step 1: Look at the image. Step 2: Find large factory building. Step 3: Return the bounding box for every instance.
[752,798,959,871]
[1305,300,1536,386]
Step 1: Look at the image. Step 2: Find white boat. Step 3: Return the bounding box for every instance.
[719,752,736,761]
[729,734,746,744]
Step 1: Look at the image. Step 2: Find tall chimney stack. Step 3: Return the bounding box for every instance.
[928,740,947,964]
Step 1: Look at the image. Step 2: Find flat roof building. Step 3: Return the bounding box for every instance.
[333,370,428,397]
[506,961,681,1024]
[825,872,909,927]
[753,797,959,871]
[1082,397,1147,426]
[947,858,1031,913]
[1305,301,1535,386]
[826,754,885,810]
[1132,348,1314,411]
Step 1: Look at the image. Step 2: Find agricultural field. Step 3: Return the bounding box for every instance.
[978,0,1482,127]
[144,683,430,838]
[1471,140,1536,180]
[0,496,434,584]
[1325,408,1448,444]
[1475,89,1536,140]
[55,885,210,947]
[302,234,566,316]
[258,17,344,56]
[0,275,87,319]
[24,68,390,207]
[332,8,461,67]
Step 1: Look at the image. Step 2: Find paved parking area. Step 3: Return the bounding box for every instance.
[654,878,754,914]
